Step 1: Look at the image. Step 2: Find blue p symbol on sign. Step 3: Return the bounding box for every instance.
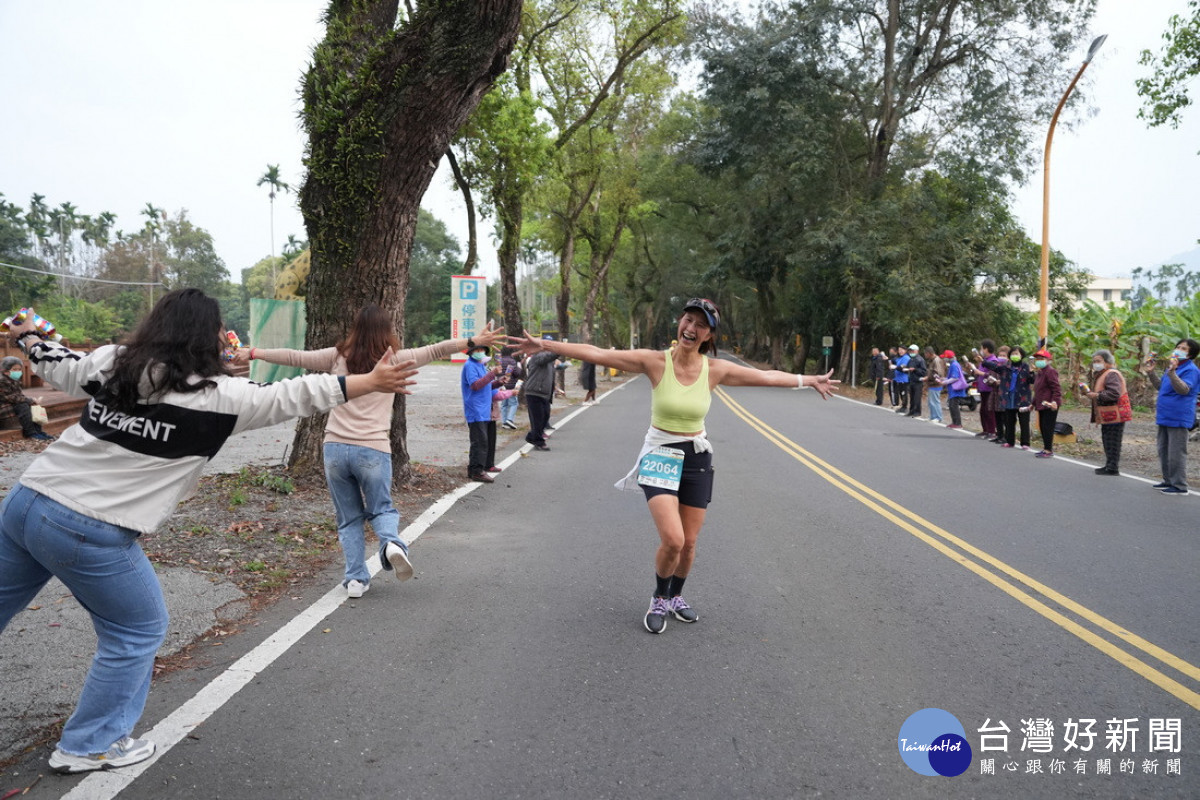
[460,281,479,300]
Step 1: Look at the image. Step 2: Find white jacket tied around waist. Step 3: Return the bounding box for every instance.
[616,426,713,492]
[19,341,350,534]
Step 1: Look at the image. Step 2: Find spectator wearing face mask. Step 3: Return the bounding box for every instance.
[1081,349,1128,476]
[998,345,1034,449]
[1143,338,1200,494]
[462,344,510,483]
[902,344,926,418]
[989,345,1013,445]
[1031,348,1061,458]
[0,356,53,441]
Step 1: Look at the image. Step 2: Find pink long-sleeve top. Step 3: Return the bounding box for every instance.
[253,341,461,453]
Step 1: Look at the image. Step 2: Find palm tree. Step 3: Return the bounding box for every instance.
[257,164,291,286]
[25,194,49,257]
[48,202,79,293]
[142,203,166,302]
[282,234,306,260]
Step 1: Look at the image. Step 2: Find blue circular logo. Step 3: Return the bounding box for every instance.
[898,708,972,777]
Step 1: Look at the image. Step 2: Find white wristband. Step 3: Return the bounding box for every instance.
[796,374,805,390]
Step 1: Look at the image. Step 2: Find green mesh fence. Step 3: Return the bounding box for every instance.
[248,298,306,382]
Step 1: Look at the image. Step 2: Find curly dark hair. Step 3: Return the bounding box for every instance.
[337,304,402,375]
[106,288,230,413]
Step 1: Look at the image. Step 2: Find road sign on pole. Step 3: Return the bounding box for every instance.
[850,309,858,387]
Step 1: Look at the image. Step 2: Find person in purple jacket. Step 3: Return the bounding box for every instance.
[939,349,967,429]
[965,340,1000,440]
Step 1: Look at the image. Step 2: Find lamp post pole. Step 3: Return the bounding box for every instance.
[1039,34,1107,346]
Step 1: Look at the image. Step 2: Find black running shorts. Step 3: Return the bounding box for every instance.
[640,440,715,509]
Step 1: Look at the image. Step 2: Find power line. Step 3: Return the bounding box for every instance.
[0,260,163,287]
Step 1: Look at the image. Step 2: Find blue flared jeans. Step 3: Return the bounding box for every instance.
[323,443,403,586]
[927,387,943,422]
[500,394,519,426]
[0,484,168,756]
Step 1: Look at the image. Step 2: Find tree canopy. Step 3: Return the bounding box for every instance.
[1137,0,1200,129]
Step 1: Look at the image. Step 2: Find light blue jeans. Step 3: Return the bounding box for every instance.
[927,387,944,423]
[0,484,168,756]
[500,394,519,426]
[323,443,403,586]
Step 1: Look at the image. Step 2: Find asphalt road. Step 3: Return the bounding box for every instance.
[8,371,1200,799]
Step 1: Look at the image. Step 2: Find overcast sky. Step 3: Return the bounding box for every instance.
[1,0,1196,286]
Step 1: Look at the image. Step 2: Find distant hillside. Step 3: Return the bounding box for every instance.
[1156,244,1200,272]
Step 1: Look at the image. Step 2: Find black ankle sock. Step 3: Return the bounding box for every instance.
[654,573,671,598]
[668,575,686,598]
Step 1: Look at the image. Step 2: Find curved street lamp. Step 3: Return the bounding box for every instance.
[1039,34,1107,346]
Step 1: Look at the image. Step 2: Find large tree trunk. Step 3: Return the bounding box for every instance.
[446,148,478,274]
[496,189,524,333]
[550,182,594,340]
[580,209,628,344]
[867,0,900,191]
[295,0,523,484]
[555,229,576,339]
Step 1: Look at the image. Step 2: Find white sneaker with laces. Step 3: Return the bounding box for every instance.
[346,580,368,598]
[49,737,156,773]
[385,541,414,581]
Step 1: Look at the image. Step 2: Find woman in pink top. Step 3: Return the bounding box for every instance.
[238,305,504,597]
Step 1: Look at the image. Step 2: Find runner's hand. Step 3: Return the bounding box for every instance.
[368,350,418,395]
[810,370,840,400]
[475,321,507,350]
[513,329,548,357]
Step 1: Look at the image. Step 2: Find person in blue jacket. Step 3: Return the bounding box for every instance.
[1145,338,1200,495]
[891,346,909,414]
[462,343,504,483]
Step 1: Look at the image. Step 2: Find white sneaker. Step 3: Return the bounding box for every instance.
[49,736,156,773]
[385,541,413,581]
[346,580,368,598]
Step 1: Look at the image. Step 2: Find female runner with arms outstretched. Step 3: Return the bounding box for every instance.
[515,298,838,633]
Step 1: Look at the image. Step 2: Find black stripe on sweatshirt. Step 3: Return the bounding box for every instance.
[78,393,236,460]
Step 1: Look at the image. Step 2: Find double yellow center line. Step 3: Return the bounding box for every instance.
[716,386,1200,711]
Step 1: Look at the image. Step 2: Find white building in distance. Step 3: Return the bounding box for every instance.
[1006,275,1132,313]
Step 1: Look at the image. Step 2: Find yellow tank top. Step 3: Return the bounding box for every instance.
[651,349,712,432]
